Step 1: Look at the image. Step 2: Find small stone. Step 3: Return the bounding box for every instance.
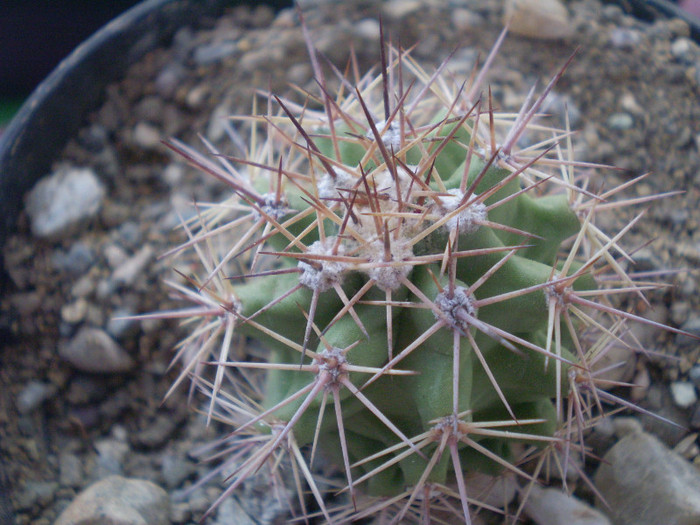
[610,28,641,49]
[594,424,700,525]
[354,18,380,41]
[132,414,179,449]
[59,327,134,373]
[25,166,105,239]
[16,380,56,414]
[383,0,421,19]
[161,455,195,490]
[61,298,88,324]
[676,316,700,348]
[464,471,517,508]
[111,245,154,288]
[523,485,611,525]
[59,453,83,488]
[452,8,482,31]
[607,112,634,130]
[671,37,694,62]
[690,365,700,387]
[54,476,169,525]
[52,242,95,276]
[94,438,130,478]
[193,40,238,66]
[132,122,162,150]
[14,481,59,510]
[670,381,698,409]
[504,0,573,40]
[212,497,256,525]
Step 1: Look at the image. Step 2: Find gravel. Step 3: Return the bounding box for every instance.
[2,0,700,523]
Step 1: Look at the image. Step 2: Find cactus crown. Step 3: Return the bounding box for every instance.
[144,14,687,525]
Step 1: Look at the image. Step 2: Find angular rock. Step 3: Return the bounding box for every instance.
[54,475,169,525]
[523,485,611,525]
[25,166,105,239]
[59,327,134,373]
[594,421,700,525]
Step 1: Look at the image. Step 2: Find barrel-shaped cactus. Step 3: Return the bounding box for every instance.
[148,19,687,524]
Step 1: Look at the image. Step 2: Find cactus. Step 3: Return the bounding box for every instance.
[143,16,691,524]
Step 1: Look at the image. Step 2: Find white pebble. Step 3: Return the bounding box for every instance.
[670,381,698,409]
[25,166,105,239]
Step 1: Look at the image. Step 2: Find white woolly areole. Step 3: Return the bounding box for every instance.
[439,188,486,234]
[434,286,477,331]
[364,238,414,291]
[254,192,289,222]
[317,168,357,200]
[366,119,401,150]
[298,238,348,292]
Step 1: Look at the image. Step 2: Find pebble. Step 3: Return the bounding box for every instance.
[607,112,634,130]
[523,485,611,525]
[132,122,163,150]
[610,28,641,49]
[464,471,517,508]
[60,298,88,324]
[594,419,700,525]
[59,326,135,373]
[212,497,257,525]
[51,242,95,276]
[353,18,380,41]
[193,40,238,66]
[14,481,59,511]
[132,413,180,449]
[111,245,154,287]
[94,438,130,478]
[671,37,695,63]
[503,0,573,40]
[382,0,422,19]
[690,365,700,387]
[59,453,83,488]
[676,315,700,348]
[25,166,105,239]
[54,475,170,525]
[670,381,698,409]
[16,380,57,414]
[161,454,195,490]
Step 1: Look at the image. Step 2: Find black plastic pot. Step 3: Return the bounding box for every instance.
[0,0,291,273]
[0,1,292,519]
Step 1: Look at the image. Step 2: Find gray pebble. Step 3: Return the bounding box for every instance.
[676,316,700,348]
[594,423,700,525]
[14,481,59,510]
[59,453,83,488]
[353,18,380,41]
[193,40,238,66]
[133,414,179,449]
[670,381,698,409]
[107,307,138,340]
[689,365,700,387]
[111,245,154,287]
[607,112,634,130]
[16,380,57,414]
[610,28,641,49]
[161,455,195,490]
[59,327,134,373]
[213,497,256,525]
[132,122,162,150]
[54,475,170,525]
[52,242,95,276]
[94,438,130,478]
[671,37,695,63]
[25,166,105,239]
